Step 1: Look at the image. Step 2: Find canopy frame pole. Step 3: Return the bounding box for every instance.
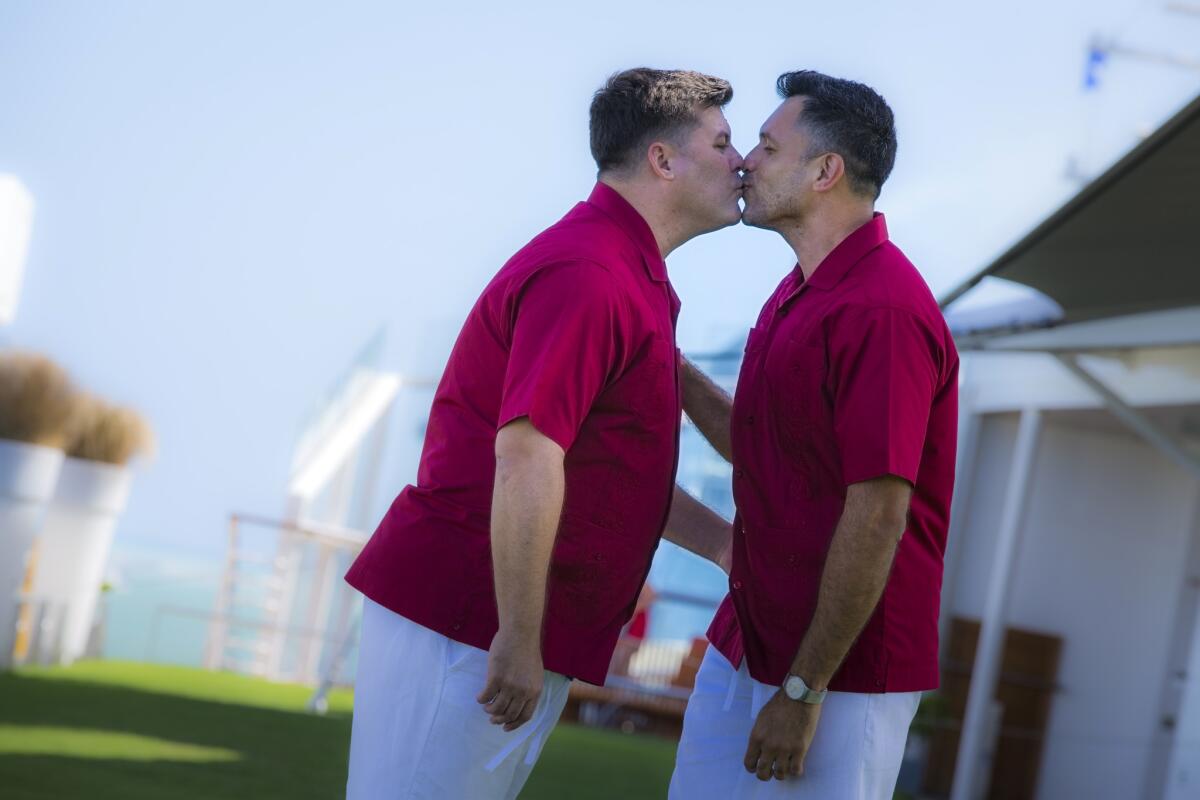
[1055,353,1200,479]
[951,408,1043,800]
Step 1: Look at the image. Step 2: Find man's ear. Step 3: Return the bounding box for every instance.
[647,141,676,180]
[812,152,845,193]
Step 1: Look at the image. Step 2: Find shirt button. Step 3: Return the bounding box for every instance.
[732,580,743,590]
[735,469,745,478]
[451,622,462,632]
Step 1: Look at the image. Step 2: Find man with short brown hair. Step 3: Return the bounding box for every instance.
[667,70,959,799]
[344,67,744,799]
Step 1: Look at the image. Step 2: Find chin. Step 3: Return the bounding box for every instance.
[741,207,764,229]
[741,201,779,231]
[701,205,742,232]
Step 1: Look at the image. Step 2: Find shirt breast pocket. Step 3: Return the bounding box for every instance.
[624,332,675,424]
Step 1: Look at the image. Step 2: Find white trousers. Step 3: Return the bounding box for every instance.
[669,648,920,800]
[346,598,572,800]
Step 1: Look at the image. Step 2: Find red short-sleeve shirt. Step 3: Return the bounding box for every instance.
[346,183,682,685]
[707,214,959,692]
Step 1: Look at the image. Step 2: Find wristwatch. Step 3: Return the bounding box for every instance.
[782,674,827,705]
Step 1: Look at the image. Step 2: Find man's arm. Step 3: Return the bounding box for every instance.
[476,418,565,732]
[680,356,733,463]
[663,486,734,573]
[743,476,911,781]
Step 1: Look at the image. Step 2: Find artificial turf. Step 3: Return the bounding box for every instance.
[0,660,677,799]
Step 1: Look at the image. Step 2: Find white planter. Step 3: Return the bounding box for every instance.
[0,439,64,668]
[31,457,132,665]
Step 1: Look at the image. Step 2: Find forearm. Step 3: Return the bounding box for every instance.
[490,438,565,640]
[681,357,733,463]
[663,486,732,569]
[787,495,905,689]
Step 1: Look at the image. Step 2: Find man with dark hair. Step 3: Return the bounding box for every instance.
[343,67,743,799]
[666,70,958,798]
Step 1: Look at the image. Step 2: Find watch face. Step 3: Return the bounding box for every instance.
[784,676,804,700]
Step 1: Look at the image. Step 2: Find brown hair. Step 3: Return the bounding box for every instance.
[589,68,733,174]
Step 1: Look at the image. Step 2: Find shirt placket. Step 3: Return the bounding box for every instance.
[637,279,682,605]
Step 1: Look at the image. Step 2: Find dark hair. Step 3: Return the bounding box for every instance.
[776,70,896,199]
[590,68,733,174]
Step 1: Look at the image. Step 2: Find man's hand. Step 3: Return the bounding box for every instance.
[476,627,544,732]
[743,692,822,782]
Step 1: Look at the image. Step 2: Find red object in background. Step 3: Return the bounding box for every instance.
[625,609,649,641]
[624,583,656,641]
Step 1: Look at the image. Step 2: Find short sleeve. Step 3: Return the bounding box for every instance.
[828,306,941,486]
[497,261,629,451]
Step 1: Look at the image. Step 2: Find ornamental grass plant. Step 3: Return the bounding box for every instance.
[65,395,154,466]
[0,352,78,448]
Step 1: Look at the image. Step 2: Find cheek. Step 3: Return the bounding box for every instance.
[760,167,792,198]
[700,161,724,185]
[696,165,729,197]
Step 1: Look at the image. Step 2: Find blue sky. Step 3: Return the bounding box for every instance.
[2,0,1198,561]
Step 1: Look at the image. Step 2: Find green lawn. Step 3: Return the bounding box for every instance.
[0,661,676,799]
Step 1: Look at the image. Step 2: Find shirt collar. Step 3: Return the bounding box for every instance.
[803,212,889,291]
[586,182,669,283]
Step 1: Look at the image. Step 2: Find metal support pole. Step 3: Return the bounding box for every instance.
[951,408,1043,800]
[204,516,239,670]
[300,542,336,684]
[307,597,361,715]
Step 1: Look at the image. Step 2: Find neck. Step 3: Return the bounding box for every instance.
[779,201,875,281]
[598,176,689,259]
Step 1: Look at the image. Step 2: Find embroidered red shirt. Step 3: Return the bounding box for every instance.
[707,214,959,692]
[346,183,682,685]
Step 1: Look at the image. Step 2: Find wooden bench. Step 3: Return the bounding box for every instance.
[561,637,709,739]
